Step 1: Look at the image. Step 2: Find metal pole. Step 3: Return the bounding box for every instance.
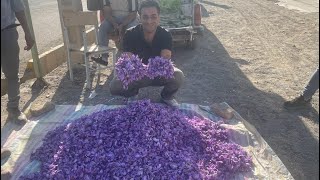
[23,0,42,78]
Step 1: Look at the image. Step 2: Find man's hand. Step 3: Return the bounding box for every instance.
[24,33,34,51]
[112,22,119,30]
[117,24,125,38]
[161,49,172,60]
[118,24,124,31]
[15,11,34,51]
[122,52,134,57]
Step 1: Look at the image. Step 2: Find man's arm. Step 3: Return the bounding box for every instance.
[160,31,173,60]
[12,0,34,50]
[15,11,34,50]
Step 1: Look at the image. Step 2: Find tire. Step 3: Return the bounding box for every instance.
[197,28,204,36]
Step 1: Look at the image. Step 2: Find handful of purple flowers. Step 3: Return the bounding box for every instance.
[115,55,174,89]
[115,54,147,89]
[146,56,175,79]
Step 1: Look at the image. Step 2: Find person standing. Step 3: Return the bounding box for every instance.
[1,0,35,124]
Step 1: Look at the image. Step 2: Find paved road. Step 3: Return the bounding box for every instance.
[17,0,318,63]
[276,0,319,13]
[17,0,87,62]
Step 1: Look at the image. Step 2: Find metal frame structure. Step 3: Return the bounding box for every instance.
[161,0,202,49]
[58,8,117,89]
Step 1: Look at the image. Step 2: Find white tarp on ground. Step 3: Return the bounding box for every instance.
[1,102,294,179]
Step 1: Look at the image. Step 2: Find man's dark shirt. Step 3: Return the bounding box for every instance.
[123,24,172,64]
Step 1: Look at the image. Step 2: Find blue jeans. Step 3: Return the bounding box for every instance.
[302,67,319,100]
[110,67,185,100]
[98,16,139,59]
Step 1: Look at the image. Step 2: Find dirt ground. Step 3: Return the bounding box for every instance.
[1,0,319,179]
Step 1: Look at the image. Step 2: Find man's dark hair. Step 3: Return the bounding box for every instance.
[139,0,161,15]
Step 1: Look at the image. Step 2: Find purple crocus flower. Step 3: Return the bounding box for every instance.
[21,100,252,180]
[115,54,147,89]
[146,56,174,80]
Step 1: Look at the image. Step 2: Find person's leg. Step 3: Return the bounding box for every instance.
[148,67,184,106]
[302,67,319,100]
[110,78,140,98]
[98,19,115,47]
[284,67,319,109]
[110,75,153,98]
[110,67,184,106]
[95,19,115,63]
[1,28,20,110]
[158,67,185,100]
[1,28,28,122]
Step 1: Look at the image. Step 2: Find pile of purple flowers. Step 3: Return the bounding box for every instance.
[21,100,252,180]
[115,55,174,89]
[146,56,174,80]
[115,54,147,89]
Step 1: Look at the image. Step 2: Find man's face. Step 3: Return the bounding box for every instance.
[140,7,160,33]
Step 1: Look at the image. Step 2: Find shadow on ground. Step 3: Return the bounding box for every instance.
[172,26,319,180]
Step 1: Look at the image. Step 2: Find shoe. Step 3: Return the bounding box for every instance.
[161,98,179,107]
[7,107,28,125]
[1,169,12,180]
[284,95,311,109]
[1,150,12,180]
[1,149,11,160]
[91,55,109,66]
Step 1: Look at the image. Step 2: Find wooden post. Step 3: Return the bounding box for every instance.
[23,0,42,78]
[57,0,85,65]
